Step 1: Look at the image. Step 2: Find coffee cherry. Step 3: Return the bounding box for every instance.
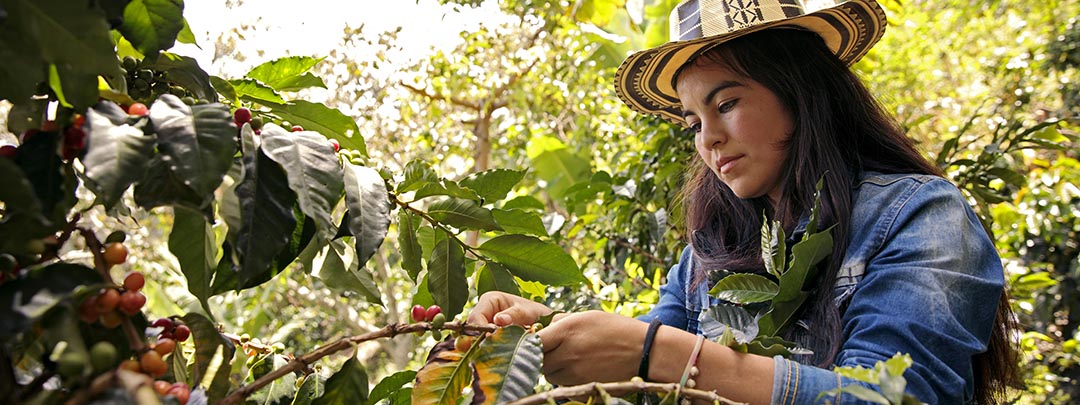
[90,341,118,373]
[291,125,303,132]
[250,116,264,129]
[455,335,473,352]
[411,305,426,323]
[118,290,146,315]
[95,289,120,313]
[57,350,87,378]
[0,145,16,159]
[430,313,446,329]
[153,338,176,356]
[330,139,340,152]
[72,114,86,129]
[103,242,128,266]
[128,103,149,117]
[100,311,123,329]
[234,108,252,126]
[119,359,141,372]
[151,318,174,331]
[173,324,191,342]
[122,56,138,71]
[140,351,167,377]
[153,380,172,395]
[123,272,145,291]
[79,296,100,323]
[167,382,191,405]
[425,305,442,322]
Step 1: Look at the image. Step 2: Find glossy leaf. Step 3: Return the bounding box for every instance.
[0,0,116,86]
[245,56,327,92]
[428,237,468,320]
[79,104,153,208]
[492,208,547,236]
[708,273,779,304]
[529,148,591,200]
[149,94,238,197]
[413,180,482,202]
[0,263,101,340]
[700,304,759,344]
[312,356,369,405]
[183,313,236,404]
[398,159,439,193]
[760,218,785,278]
[312,239,382,305]
[479,235,584,286]
[342,162,391,267]
[143,52,217,101]
[230,78,286,105]
[169,206,217,317]
[234,149,299,289]
[266,100,365,155]
[260,124,345,237]
[427,197,502,231]
[291,373,327,405]
[459,168,525,202]
[471,326,543,404]
[776,229,833,302]
[412,340,475,405]
[118,0,183,56]
[12,132,76,227]
[398,210,424,281]
[369,370,417,405]
[477,262,520,296]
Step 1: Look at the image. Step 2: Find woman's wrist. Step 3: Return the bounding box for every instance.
[648,327,775,405]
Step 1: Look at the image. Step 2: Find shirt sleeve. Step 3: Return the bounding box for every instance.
[771,178,1005,404]
[638,245,695,330]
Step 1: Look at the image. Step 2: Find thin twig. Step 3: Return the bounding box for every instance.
[506,380,746,405]
[218,322,497,405]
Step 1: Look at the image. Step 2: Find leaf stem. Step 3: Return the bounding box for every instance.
[391,194,492,261]
[217,322,497,405]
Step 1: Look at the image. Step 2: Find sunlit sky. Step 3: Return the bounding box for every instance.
[177,0,511,77]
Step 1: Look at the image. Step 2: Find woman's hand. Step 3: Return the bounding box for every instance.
[467,291,554,327]
[536,310,648,386]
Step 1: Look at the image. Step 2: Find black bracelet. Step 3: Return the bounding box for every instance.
[639,318,663,380]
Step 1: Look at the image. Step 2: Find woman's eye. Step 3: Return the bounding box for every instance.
[718,99,738,113]
[688,122,701,133]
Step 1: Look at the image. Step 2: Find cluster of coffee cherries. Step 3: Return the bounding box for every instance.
[231,107,340,152]
[77,244,146,328]
[1,112,90,162]
[121,56,194,104]
[116,317,191,404]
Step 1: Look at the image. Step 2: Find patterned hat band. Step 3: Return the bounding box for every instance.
[614,0,887,125]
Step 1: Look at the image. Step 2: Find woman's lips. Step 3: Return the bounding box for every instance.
[716,155,743,174]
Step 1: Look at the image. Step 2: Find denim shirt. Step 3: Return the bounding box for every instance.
[640,172,1004,404]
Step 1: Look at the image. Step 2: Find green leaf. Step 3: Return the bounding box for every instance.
[492,208,548,236]
[210,75,238,105]
[0,37,45,104]
[0,263,102,340]
[234,149,299,289]
[169,206,217,317]
[459,169,525,202]
[819,386,891,405]
[760,218,785,278]
[427,197,502,231]
[260,124,345,237]
[776,229,833,302]
[471,326,543,404]
[249,353,297,405]
[177,17,199,47]
[230,78,286,105]
[389,388,413,404]
[291,373,327,405]
[0,158,47,229]
[118,0,184,55]
[11,131,76,227]
[313,239,382,305]
[757,292,809,337]
[416,226,444,264]
[79,104,154,208]
[708,273,779,304]
[428,237,468,320]
[413,180,482,202]
[700,304,759,344]
[398,210,425,281]
[0,0,116,82]
[312,356,369,405]
[149,94,238,197]
[398,160,439,193]
[50,62,99,109]
[529,148,591,200]
[479,235,584,286]
[501,195,545,211]
[182,313,237,404]
[477,262,520,296]
[266,100,365,155]
[143,52,216,101]
[342,162,391,267]
[246,56,327,92]
[369,370,417,405]
[412,341,475,405]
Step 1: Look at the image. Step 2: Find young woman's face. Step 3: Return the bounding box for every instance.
[675,61,793,204]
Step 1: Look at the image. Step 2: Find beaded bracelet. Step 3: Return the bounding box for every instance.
[638,318,663,380]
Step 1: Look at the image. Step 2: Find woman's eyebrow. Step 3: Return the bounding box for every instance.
[681,80,744,119]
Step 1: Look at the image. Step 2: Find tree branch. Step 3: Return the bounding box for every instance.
[506,380,746,405]
[218,322,497,405]
[399,82,481,111]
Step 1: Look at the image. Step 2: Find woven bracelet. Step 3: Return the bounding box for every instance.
[638,318,663,380]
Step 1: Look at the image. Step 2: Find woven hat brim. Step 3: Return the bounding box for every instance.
[614,0,887,124]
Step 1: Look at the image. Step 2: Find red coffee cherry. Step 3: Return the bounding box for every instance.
[0,145,17,159]
[95,288,120,313]
[291,125,303,132]
[173,324,191,342]
[411,305,426,323]
[128,103,149,117]
[234,107,252,126]
[425,305,442,322]
[117,290,146,315]
[151,318,174,331]
[123,272,145,291]
[103,242,128,266]
[140,351,167,377]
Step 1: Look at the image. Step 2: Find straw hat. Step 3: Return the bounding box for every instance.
[614,0,887,123]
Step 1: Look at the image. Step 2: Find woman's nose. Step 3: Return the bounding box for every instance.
[698,120,726,147]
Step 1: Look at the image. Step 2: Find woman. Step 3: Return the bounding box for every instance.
[467,0,1019,403]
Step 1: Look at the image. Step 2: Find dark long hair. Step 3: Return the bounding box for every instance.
[677,29,1020,404]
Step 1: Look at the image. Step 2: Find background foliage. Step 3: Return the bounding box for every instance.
[1,0,1078,403]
